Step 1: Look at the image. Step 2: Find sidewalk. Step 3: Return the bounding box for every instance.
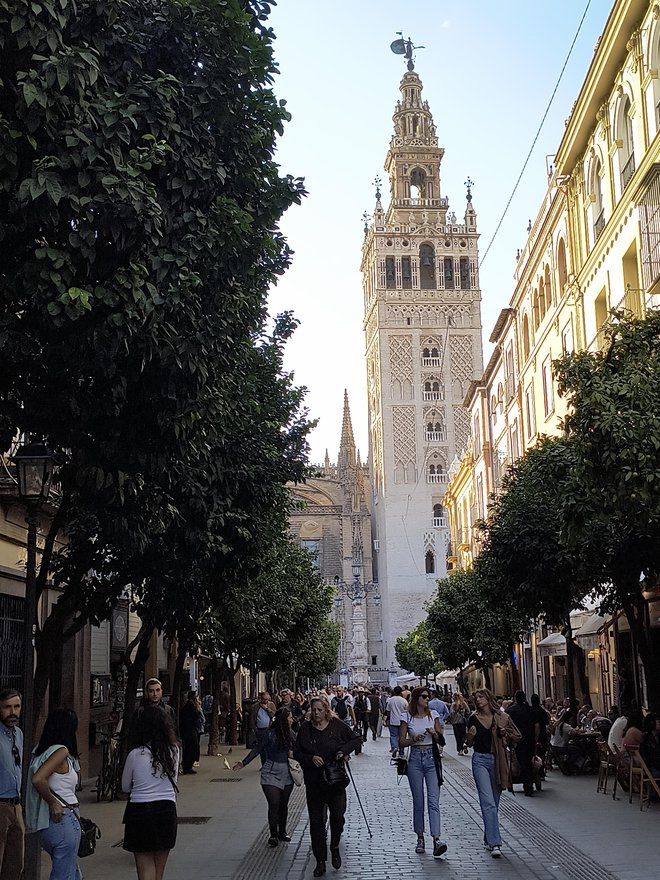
[52,730,658,879]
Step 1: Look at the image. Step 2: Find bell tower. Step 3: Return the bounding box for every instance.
[361,62,484,669]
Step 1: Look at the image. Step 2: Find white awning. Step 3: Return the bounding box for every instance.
[573,613,606,649]
[538,632,567,657]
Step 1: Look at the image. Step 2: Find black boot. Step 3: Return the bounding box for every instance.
[313,861,326,877]
[331,847,342,869]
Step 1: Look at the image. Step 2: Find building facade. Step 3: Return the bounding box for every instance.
[443,0,660,710]
[361,65,484,667]
[288,394,383,684]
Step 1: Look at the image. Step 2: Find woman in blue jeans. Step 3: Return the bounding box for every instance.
[26,708,82,880]
[399,686,447,858]
[466,688,521,859]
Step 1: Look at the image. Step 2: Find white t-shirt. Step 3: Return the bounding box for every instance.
[386,695,409,726]
[122,746,179,803]
[550,722,575,749]
[608,715,627,751]
[401,710,440,745]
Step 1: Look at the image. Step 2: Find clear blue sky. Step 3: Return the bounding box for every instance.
[266,0,612,464]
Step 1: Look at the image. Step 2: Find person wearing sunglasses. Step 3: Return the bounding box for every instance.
[0,687,24,879]
[399,686,448,859]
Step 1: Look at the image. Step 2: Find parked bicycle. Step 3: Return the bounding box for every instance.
[95,731,121,801]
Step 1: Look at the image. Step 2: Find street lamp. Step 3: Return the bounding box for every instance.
[334,561,380,685]
[11,440,56,807]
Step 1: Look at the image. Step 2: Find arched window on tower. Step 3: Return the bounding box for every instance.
[420,244,436,289]
[425,550,435,574]
[402,256,412,289]
[386,256,396,289]
[410,167,428,200]
[443,257,454,290]
[459,257,470,290]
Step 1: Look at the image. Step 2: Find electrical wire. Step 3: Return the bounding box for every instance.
[479,0,594,268]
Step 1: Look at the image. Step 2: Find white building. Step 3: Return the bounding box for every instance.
[361,64,484,667]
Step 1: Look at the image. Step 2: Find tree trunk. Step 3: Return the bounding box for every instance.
[622,590,660,712]
[564,617,577,707]
[225,658,239,746]
[170,640,188,721]
[207,658,221,756]
[482,665,492,690]
[120,623,153,765]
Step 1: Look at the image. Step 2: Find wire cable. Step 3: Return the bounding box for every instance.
[479,0,594,268]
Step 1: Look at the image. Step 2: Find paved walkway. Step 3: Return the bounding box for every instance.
[56,731,658,880]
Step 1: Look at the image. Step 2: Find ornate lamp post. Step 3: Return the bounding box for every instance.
[11,440,56,805]
[334,558,380,686]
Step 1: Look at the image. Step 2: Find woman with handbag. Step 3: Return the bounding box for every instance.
[466,688,521,859]
[26,708,82,880]
[448,692,470,755]
[232,706,297,847]
[294,697,362,877]
[399,686,448,859]
[121,704,179,880]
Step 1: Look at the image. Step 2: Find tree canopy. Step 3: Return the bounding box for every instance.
[395,620,443,680]
[0,0,312,718]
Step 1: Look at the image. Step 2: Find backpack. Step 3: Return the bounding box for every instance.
[333,697,348,720]
[356,696,368,714]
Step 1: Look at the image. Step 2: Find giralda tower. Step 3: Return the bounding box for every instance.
[361,57,484,669]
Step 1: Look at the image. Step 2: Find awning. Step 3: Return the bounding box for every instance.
[395,672,419,683]
[538,632,567,657]
[573,613,606,650]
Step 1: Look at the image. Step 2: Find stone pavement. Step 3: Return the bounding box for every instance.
[54,730,658,880]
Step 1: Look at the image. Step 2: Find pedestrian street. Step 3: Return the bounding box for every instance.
[71,729,659,880]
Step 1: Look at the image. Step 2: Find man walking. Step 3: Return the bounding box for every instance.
[429,690,449,724]
[251,691,276,764]
[384,686,408,757]
[354,690,371,743]
[0,688,24,879]
[506,690,538,797]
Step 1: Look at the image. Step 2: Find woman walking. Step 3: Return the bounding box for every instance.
[399,686,447,858]
[122,705,179,880]
[233,707,296,846]
[295,697,361,876]
[179,690,203,774]
[466,688,521,858]
[26,708,82,880]
[448,692,470,755]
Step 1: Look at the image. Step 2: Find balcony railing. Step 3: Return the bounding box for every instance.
[427,472,449,484]
[423,390,445,401]
[594,208,605,240]
[621,153,636,191]
[425,430,446,442]
[432,516,447,528]
[422,357,442,367]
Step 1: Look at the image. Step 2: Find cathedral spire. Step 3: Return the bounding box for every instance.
[337,390,356,478]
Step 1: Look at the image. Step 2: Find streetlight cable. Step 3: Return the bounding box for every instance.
[479,0,594,268]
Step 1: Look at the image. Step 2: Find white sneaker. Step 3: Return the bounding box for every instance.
[491,846,502,858]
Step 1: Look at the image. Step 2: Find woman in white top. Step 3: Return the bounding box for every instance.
[28,708,82,880]
[122,705,179,880]
[399,686,447,859]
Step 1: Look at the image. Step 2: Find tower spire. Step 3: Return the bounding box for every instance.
[337,390,356,478]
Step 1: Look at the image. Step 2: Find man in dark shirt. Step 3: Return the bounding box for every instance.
[506,690,539,796]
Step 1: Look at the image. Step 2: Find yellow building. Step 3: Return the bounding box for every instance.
[444,0,660,707]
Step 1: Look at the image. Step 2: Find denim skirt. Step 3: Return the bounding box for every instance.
[122,799,177,852]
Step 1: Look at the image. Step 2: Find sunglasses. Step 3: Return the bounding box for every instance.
[12,744,20,767]
[419,693,430,699]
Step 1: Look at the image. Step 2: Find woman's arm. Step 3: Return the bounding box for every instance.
[233,741,263,771]
[121,749,135,794]
[31,747,69,822]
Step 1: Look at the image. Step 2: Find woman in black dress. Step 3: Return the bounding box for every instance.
[295,697,362,877]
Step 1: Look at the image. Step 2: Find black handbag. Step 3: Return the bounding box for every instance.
[78,816,101,857]
[321,759,349,789]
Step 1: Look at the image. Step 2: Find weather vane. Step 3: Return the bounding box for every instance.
[373,176,382,200]
[465,177,474,202]
[390,32,425,71]
[362,211,372,234]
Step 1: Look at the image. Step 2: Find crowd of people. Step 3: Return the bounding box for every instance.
[2,680,659,880]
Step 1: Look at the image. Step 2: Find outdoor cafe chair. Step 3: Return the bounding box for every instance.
[626,745,660,811]
[596,739,618,796]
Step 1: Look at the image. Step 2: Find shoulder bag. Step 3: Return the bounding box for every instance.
[321,758,349,789]
[287,758,304,786]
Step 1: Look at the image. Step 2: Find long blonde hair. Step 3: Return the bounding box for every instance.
[473,688,500,713]
[452,692,467,709]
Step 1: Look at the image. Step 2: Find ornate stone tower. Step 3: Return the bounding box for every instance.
[361,65,484,668]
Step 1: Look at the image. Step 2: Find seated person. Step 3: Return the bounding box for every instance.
[622,710,645,751]
[639,713,660,779]
[550,712,583,774]
[608,708,627,751]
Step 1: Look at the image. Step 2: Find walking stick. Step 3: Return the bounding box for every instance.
[345,760,372,837]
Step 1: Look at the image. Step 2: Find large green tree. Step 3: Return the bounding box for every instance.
[426,567,529,692]
[555,310,660,709]
[395,621,443,681]
[0,0,310,724]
